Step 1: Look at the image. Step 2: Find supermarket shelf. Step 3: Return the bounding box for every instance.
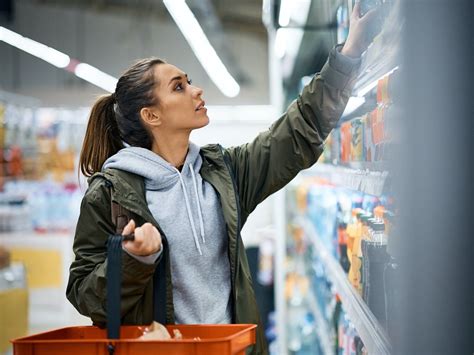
[299,218,392,355]
[339,161,391,172]
[306,288,333,355]
[0,90,41,107]
[352,1,402,98]
[302,163,390,196]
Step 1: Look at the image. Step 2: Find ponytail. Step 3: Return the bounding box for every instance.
[79,94,123,177]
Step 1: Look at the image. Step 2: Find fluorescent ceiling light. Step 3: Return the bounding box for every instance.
[163,0,240,98]
[278,0,293,27]
[274,0,311,78]
[279,0,311,27]
[274,28,289,59]
[357,66,399,97]
[0,26,118,92]
[75,63,118,93]
[0,26,70,68]
[274,28,305,60]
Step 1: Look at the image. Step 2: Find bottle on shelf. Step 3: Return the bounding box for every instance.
[351,213,372,295]
[338,222,351,273]
[346,208,363,283]
[374,205,385,223]
[362,218,376,300]
[363,221,390,328]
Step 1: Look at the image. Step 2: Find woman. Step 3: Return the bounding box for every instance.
[67,4,376,354]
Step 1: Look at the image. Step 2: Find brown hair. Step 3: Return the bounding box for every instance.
[79,57,166,177]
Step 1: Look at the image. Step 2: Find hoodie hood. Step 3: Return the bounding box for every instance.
[103,142,202,191]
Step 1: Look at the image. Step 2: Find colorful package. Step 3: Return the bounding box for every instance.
[340,122,352,163]
[350,118,364,161]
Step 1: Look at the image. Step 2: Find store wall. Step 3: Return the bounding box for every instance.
[0,1,270,107]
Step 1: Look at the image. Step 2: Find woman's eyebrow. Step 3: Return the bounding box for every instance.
[168,73,188,86]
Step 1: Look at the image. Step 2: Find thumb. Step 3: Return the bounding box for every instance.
[122,219,135,236]
[352,2,361,19]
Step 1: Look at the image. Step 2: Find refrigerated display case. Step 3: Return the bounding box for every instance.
[274,1,402,354]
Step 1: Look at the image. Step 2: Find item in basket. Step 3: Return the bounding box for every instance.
[139,321,171,340]
[350,118,364,161]
[172,329,183,340]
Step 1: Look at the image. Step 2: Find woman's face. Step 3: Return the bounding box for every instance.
[150,63,209,132]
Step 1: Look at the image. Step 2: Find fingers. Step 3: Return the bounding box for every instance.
[359,7,378,25]
[352,1,361,20]
[123,222,162,256]
[122,219,135,236]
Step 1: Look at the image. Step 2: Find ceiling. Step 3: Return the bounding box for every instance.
[7,0,344,102]
[29,0,265,33]
[23,0,265,86]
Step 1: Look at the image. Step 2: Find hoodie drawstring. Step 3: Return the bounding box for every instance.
[189,164,206,244]
[174,167,202,256]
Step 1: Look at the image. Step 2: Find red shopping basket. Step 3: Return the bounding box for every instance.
[12,234,257,354]
[12,323,257,355]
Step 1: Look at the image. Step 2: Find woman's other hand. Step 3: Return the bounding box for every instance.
[122,219,162,256]
[341,1,380,58]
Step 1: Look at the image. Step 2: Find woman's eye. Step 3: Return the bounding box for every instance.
[175,79,192,91]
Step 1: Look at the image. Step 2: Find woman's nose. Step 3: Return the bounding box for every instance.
[193,86,203,97]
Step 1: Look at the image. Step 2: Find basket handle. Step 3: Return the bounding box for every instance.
[107,234,124,340]
[106,230,167,341]
[106,183,168,344]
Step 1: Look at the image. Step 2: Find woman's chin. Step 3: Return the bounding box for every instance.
[197,115,210,127]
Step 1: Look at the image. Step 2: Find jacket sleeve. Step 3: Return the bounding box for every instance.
[66,179,158,325]
[226,45,360,217]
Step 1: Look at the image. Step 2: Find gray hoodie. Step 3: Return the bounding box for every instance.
[102,142,231,324]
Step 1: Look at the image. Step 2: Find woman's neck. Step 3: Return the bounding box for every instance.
[151,132,190,169]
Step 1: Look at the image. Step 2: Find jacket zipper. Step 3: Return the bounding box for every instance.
[219,145,241,323]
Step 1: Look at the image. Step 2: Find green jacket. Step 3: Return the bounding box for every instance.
[66,46,359,355]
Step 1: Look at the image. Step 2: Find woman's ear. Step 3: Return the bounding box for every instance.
[140,107,162,127]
